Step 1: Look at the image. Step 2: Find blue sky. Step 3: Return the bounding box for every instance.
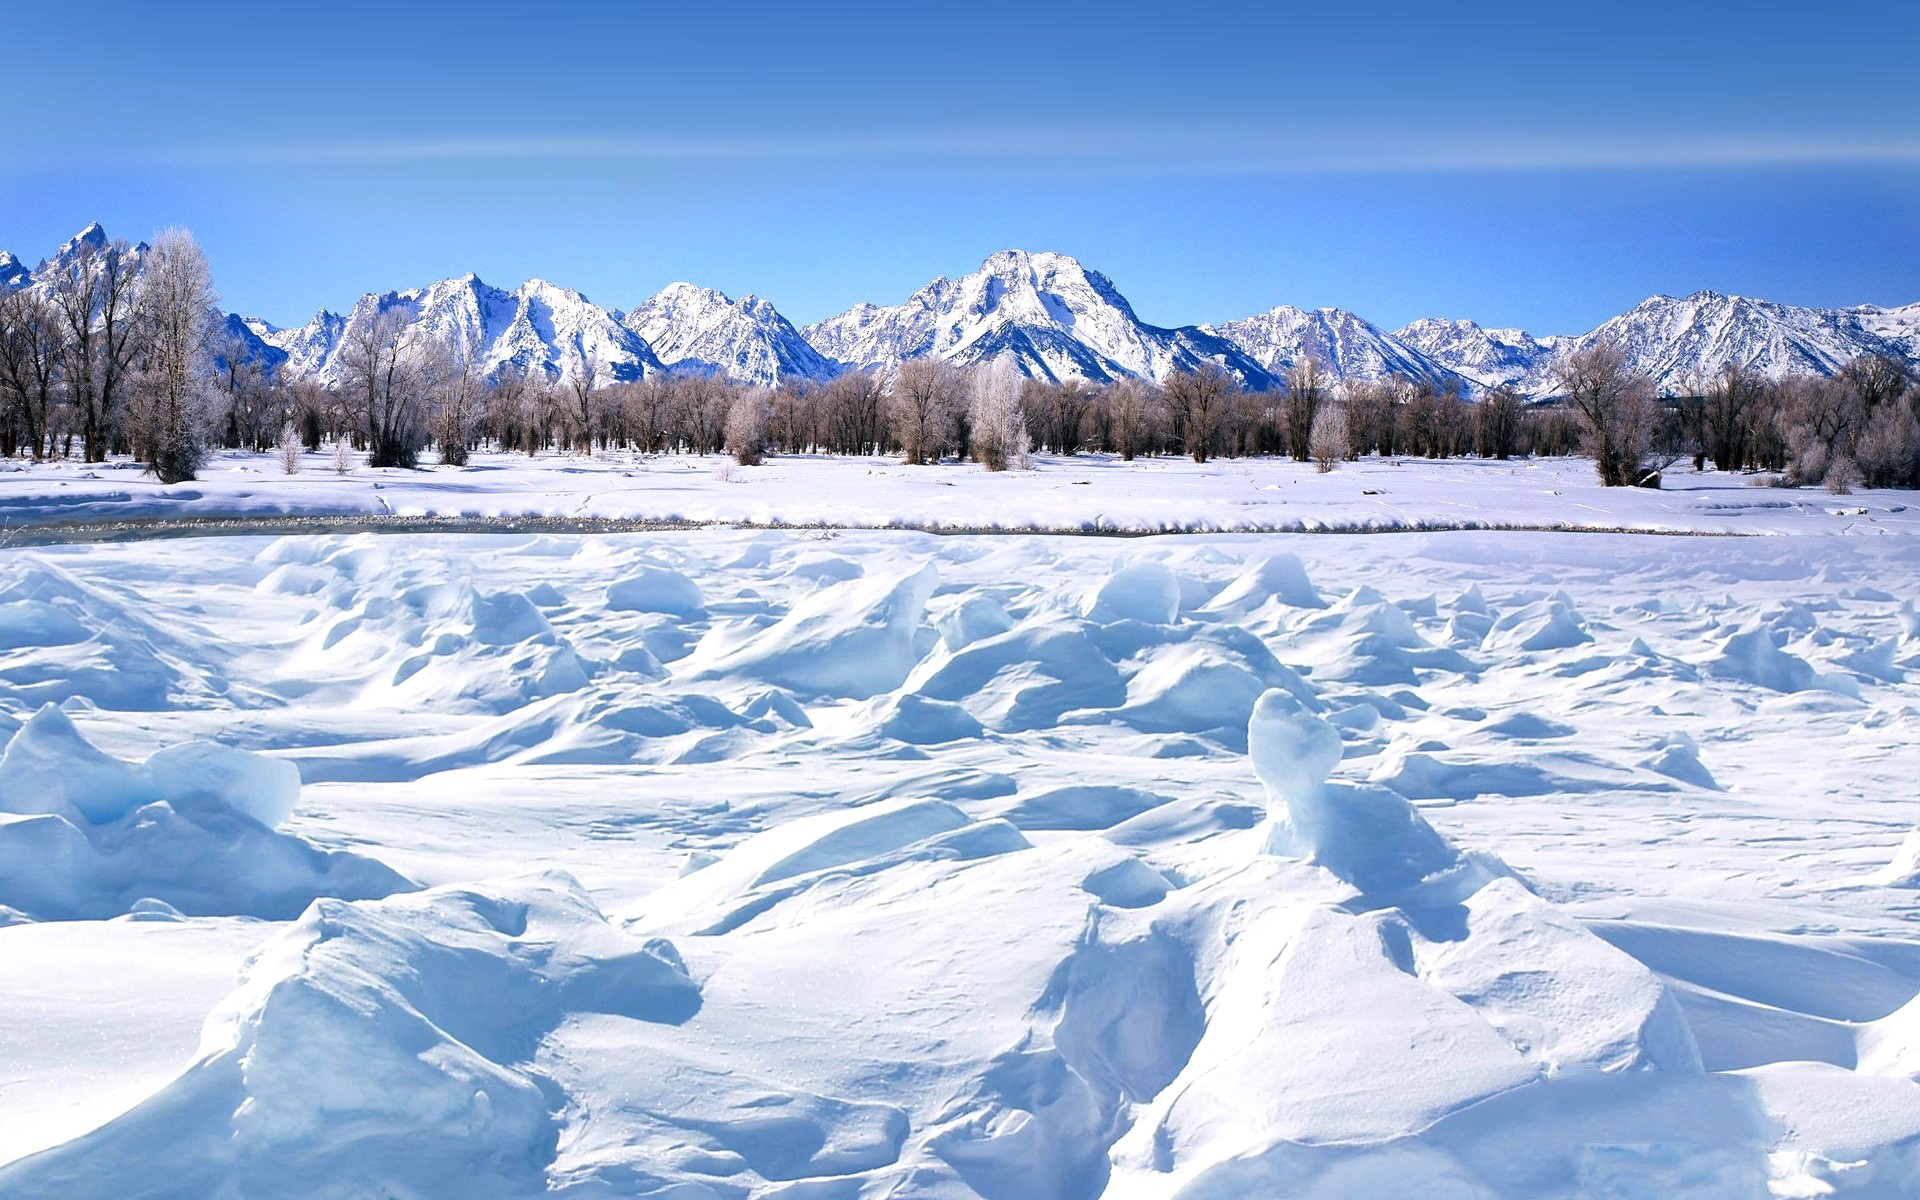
[5,0,1916,334]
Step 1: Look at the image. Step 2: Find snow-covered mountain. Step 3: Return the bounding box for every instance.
[280,274,661,386]
[0,251,29,292]
[1391,318,1559,393]
[7,224,1918,400]
[1516,290,1916,396]
[803,249,1277,388]
[623,283,835,385]
[1207,306,1460,392]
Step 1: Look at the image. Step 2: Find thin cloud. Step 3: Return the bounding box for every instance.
[84,126,1920,174]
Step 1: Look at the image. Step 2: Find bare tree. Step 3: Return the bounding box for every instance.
[335,306,426,468]
[820,369,886,455]
[1474,387,1526,460]
[1778,375,1859,486]
[428,343,484,466]
[1164,364,1234,463]
[49,235,143,462]
[887,357,962,464]
[1098,377,1162,461]
[131,229,218,482]
[1027,378,1093,454]
[1697,361,1769,472]
[563,355,602,454]
[672,373,735,455]
[1555,343,1657,487]
[1283,357,1326,463]
[216,328,277,451]
[0,288,64,460]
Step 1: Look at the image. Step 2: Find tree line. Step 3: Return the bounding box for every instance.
[4,232,1915,490]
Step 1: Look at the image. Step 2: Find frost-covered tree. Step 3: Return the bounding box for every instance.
[1310,403,1348,473]
[887,357,962,465]
[1556,343,1656,487]
[131,229,218,483]
[725,388,771,465]
[968,353,1030,471]
[276,420,302,474]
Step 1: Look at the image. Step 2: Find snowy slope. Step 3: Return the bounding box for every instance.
[802,249,1277,387]
[1208,305,1460,391]
[623,282,837,385]
[1853,300,1920,361]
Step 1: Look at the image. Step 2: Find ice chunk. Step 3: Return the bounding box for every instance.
[1250,688,1460,894]
[0,705,155,825]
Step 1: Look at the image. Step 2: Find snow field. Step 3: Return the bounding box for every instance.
[0,519,1916,1197]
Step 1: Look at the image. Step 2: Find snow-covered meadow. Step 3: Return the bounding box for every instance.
[2,448,1917,537]
[2,456,1919,1198]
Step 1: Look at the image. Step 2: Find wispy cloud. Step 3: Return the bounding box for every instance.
[82,125,1920,175]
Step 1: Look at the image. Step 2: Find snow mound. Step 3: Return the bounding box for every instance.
[1105,627,1319,748]
[0,873,699,1198]
[606,564,705,616]
[1709,625,1858,696]
[1296,586,1477,686]
[909,619,1125,732]
[875,692,985,744]
[1083,561,1180,625]
[1642,732,1722,790]
[0,562,190,710]
[1867,827,1920,887]
[1202,552,1326,615]
[0,705,412,920]
[937,593,1016,650]
[687,563,938,699]
[635,797,1031,935]
[1483,597,1594,653]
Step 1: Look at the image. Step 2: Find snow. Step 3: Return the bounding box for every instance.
[2,457,1919,1197]
[4,448,1919,538]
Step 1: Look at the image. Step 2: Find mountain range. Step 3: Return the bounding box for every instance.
[5,224,1916,399]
